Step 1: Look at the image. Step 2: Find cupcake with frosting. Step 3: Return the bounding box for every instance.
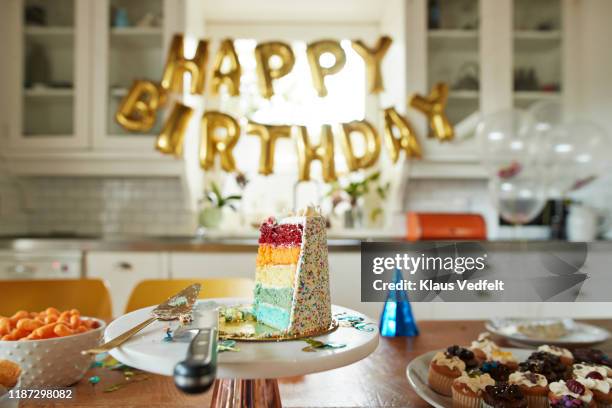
[479,361,514,383]
[549,379,596,407]
[574,348,612,369]
[574,364,612,407]
[470,332,500,363]
[520,351,572,383]
[539,345,575,366]
[508,371,549,408]
[451,371,495,408]
[469,333,518,369]
[428,345,478,396]
[482,383,528,408]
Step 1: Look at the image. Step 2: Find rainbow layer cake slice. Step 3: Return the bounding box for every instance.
[254,206,331,336]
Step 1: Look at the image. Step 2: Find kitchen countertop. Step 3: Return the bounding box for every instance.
[60,319,612,407]
[1,235,610,253]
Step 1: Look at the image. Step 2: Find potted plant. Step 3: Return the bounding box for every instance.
[328,172,389,229]
[199,182,242,229]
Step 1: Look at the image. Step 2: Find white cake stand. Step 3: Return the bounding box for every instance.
[105,298,379,407]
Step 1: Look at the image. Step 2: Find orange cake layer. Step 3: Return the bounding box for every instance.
[256,245,301,266]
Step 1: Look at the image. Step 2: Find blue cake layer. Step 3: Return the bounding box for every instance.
[254,301,291,330]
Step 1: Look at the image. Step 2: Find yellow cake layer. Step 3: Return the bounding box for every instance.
[255,264,297,287]
[256,245,301,266]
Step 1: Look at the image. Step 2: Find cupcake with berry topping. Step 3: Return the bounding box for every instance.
[428,346,478,396]
[508,371,549,408]
[520,351,572,382]
[482,383,528,408]
[573,364,612,407]
[489,349,519,370]
[539,345,575,366]
[549,379,596,407]
[574,349,612,369]
[480,361,515,383]
[451,371,495,408]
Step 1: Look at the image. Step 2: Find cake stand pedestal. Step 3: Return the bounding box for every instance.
[104,299,379,408]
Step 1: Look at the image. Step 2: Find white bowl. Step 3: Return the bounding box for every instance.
[0,318,105,387]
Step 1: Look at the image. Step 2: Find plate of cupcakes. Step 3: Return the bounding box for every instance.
[407,332,612,407]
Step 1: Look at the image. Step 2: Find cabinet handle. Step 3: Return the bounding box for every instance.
[116,262,133,271]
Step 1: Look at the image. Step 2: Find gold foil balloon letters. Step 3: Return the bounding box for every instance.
[155,102,194,157]
[306,40,346,97]
[161,34,209,95]
[210,38,241,96]
[254,41,295,99]
[115,80,165,132]
[200,111,241,172]
[246,121,292,176]
[351,36,392,94]
[340,120,381,171]
[383,107,422,163]
[294,125,337,182]
[410,82,454,142]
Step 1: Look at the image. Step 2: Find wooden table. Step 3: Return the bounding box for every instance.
[21,320,612,408]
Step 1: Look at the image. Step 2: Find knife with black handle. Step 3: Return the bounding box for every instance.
[173,309,219,394]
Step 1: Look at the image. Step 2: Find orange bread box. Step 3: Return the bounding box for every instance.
[406,212,487,241]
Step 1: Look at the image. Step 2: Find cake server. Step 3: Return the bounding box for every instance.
[82,283,201,355]
[173,305,219,394]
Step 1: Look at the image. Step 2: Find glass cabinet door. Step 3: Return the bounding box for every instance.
[513,0,562,108]
[19,0,87,147]
[93,0,167,149]
[427,0,480,132]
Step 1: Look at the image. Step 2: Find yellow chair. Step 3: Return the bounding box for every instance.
[125,278,255,313]
[0,279,113,320]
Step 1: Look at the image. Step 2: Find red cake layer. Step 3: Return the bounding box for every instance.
[258,217,303,246]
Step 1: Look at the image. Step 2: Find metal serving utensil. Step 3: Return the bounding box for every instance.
[82,283,201,355]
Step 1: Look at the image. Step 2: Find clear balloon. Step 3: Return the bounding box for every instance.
[478,109,547,225]
[477,108,536,176]
[543,121,609,196]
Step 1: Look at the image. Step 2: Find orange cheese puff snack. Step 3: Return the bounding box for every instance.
[0,359,21,388]
[8,328,30,340]
[44,314,58,324]
[69,314,82,329]
[54,323,74,337]
[33,322,58,339]
[45,307,60,316]
[9,311,28,325]
[0,318,11,336]
[16,318,43,332]
[58,311,71,324]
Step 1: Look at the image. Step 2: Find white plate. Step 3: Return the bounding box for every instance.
[406,348,532,408]
[485,318,611,348]
[106,298,379,379]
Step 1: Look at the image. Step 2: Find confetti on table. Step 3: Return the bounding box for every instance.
[88,376,100,385]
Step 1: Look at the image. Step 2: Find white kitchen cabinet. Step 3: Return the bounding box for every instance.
[169,252,256,280]
[3,0,90,150]
[0,0,186,176]
[86,251,169,317]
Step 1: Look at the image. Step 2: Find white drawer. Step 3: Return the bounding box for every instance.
[169,252,256,279]
[86,251,168,317]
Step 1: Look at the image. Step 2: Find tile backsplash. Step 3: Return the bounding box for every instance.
[0,177,28,235]
[17,177,196,236]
